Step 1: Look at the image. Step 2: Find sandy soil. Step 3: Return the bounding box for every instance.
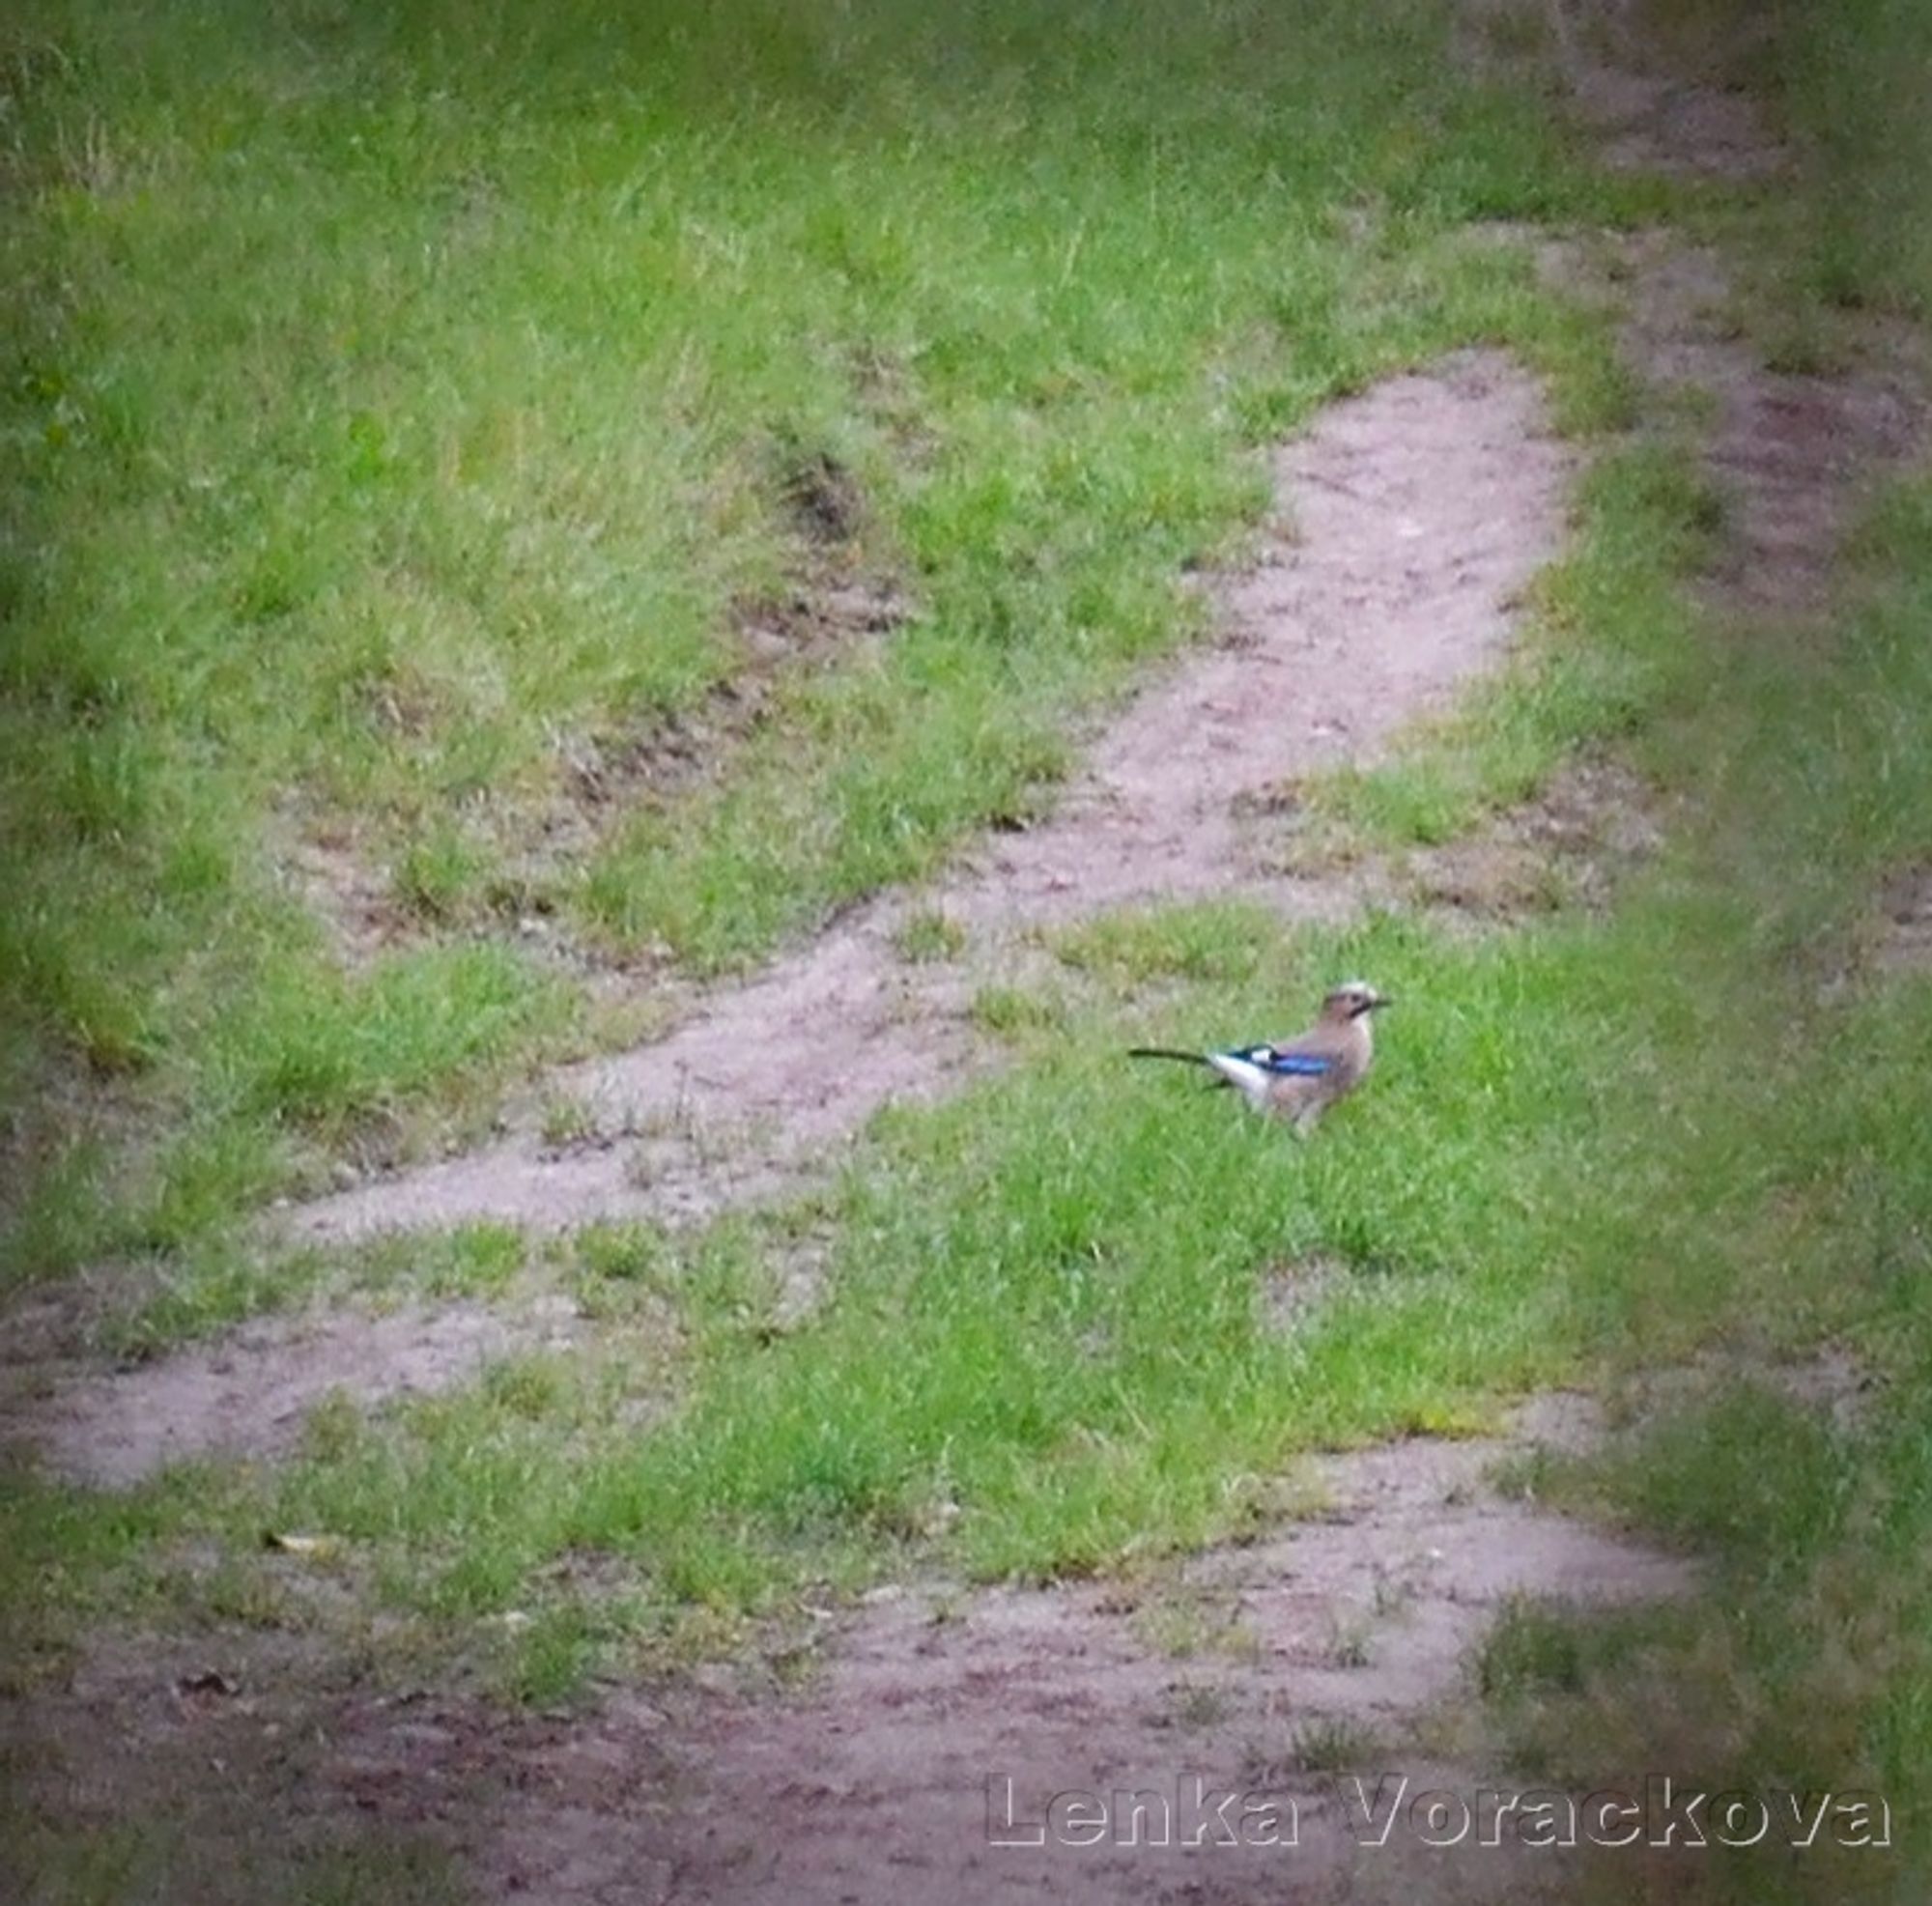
[11,1296,584,1489]
[601,1405,1690,1906]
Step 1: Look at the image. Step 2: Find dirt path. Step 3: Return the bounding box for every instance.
[1615,237,1922,613]
[481,1404,1688,1906]
[4,337,1585,1516]
[291,351,1570,1248]
[13,1297,586,1489]
[0,344,1580,1493]
[0,1401,1693,1906]
[0,346,1577,1490]
[0,347,1576,1489]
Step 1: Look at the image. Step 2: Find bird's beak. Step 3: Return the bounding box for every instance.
[1370,993,1393,1010]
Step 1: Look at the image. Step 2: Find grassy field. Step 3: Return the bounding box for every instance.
[0,0,1658,1281]
[8,0,1932,1901]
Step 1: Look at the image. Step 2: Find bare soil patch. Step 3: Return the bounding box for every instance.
[1403,757,1670,922]
[1607,239,1924,615]
[1625,1343,1879,1441]
[271,811,415,971]
[1583,67,1787,183]
[620,1421,1686,1906]
[1259,1254,1351,1335]
[1,1296,582,1488]
[1870,865,1932,977]
[1,1403,1691,1904]
[1462,0,1784,182]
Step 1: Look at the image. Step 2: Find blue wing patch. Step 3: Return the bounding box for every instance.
[1265,1051,1332,1077]
[1224,1044,1332,1076]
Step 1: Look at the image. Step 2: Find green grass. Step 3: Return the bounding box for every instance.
[12,3,1932,1902]
[1448,461,1932,1898]
[893,907,967,964]
[106,1218,531,1355]
[0,0,1663,1283]
[17,248,1932,1896]
[1754,0,1932,319]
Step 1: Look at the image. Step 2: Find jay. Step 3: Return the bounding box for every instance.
[1130,980,1390,1130]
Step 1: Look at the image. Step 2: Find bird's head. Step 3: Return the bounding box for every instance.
[1321,979,1390,1023]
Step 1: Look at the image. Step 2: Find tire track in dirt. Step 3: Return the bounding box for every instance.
[13,1298,586,1490]
[1611,240,1922,614]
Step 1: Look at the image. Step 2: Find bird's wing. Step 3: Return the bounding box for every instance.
[1227,1040,1334,1077]
[1202,1050,1273,1102]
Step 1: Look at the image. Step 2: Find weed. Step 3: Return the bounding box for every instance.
[1134,1590,1261,1664]
[894,909,967,965]
[539,1095,600,1152]
[968,985,1065,1038]
[1477,1596,1585,1702]
[575,1222,670,1288]
[1328,1618,1375,1669]
[1286,1716,1380,1773]
[1168,1680,1233,1729]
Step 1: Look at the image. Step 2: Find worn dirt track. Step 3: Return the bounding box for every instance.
[0,1402,1694,1906]
[0,348,1577,1491]
[474,1406,1689,1906]
[291,350,1572,1250]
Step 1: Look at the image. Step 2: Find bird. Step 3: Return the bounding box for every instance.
[1129,980,1391,1130]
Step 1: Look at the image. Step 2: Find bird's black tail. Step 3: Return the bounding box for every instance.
[1129,1045,1234,1092]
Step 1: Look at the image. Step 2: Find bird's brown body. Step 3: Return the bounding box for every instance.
[1129,981,1389,1130]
